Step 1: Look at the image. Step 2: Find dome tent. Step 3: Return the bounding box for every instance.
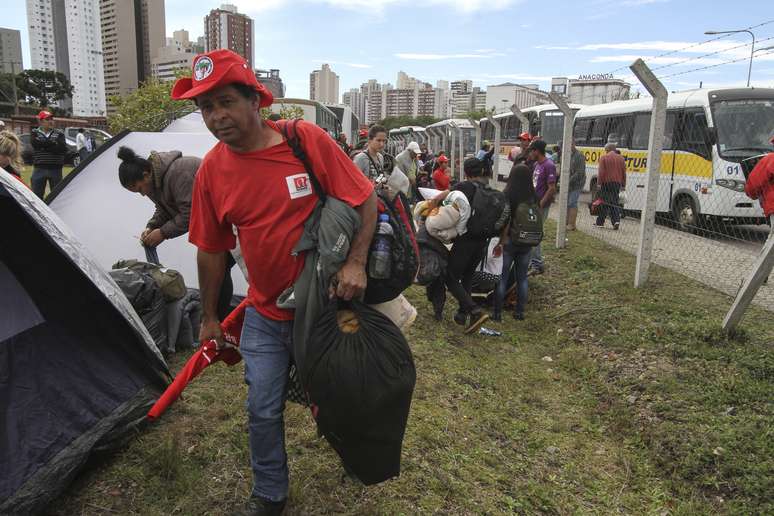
[0,170,169,514]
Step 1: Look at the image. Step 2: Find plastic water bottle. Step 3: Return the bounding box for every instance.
[369,214,393,279]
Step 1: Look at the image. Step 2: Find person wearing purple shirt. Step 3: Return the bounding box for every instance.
[527,140,557,275]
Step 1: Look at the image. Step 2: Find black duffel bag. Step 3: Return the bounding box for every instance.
[303,300,416,485]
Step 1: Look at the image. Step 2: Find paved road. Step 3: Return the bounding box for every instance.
[550,195,773,313]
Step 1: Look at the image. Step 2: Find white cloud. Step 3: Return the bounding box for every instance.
[589,55,726,66]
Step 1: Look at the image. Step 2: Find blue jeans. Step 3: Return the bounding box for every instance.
[530,205,551,270]
[30,166,63,199]
[241,307,293,502]
[495,244,531,315]
[568,189,581,209]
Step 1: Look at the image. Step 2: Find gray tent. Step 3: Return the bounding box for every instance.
[0,170,170,514]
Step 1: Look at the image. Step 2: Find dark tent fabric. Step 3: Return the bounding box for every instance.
[305,301,415,485]
[0,171,169,515]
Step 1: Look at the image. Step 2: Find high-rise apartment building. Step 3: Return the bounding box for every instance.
[100,0,165,114]
[452,86,486,117]
[0,28,23,74]
[342,87,366,124]
[204,4,253,68]
[152,29,195,83]
[309,63,339,104]
[26,0,105,116]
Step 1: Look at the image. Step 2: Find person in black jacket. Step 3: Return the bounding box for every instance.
[30,111,68,199]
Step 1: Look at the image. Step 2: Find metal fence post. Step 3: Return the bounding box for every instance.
[510,104,530,136]
[723,225,774,331]
[548,92,575,249]
[449,123,457,181]
[469,117,481,154]
[485,114,501,184]
[457,124,464,168]
[629,58,668,288]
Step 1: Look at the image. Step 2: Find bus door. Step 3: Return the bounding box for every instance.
[671,109,712,211]
[629,112,676,212]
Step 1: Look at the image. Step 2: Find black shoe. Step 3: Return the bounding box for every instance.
[237,495,287,516]
[465,310,489,334]
[613,222,620,230]
[453,311,467,326]
[433,310,443,321]
[491,310,502,322]
[513,312,525,321]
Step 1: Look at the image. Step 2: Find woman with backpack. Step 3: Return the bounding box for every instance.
[492,164,541,321]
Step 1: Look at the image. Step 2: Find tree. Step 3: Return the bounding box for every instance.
[463,108,494,122]
[108,74,192,134]
[17,70,74,108]
[261,104,304,120]
[378,115,440,130]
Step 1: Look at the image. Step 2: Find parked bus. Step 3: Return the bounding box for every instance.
[326,104,360,146]
[574,87,773,228]
[387,126,427,155]
[270,98,341,137]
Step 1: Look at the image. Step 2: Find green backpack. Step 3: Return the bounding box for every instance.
[509,201,544,247]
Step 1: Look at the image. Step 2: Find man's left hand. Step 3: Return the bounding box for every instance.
[330,261,367,300]
[142,228,165,248]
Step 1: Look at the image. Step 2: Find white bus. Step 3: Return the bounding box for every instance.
[480,103,584,182]
[574,87,773,228]
[326,104,360,146]
[270,98,341,137]
[387,126,427,155]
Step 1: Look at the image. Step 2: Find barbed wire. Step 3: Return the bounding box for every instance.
[650,35,774,72]
[657,48,774,79]
[606,18,774,75]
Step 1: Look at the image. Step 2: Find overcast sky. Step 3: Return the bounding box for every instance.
[4,0,774,100]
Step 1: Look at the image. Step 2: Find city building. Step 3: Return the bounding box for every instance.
[204,4,253,68]
[342,87,366,125]
[256,69,285,98]
[100,0,165,114]
[26,0,106,116]
[432,87,450,119]
[486,82,551,112]
[151,30,196,83]
[450,80,472,96]
[0,28,23,74]
[452,86,486,117]
[309,63,339,104]
[551,76,631,105]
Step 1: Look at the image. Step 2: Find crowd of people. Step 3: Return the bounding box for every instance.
[2,47,773,516]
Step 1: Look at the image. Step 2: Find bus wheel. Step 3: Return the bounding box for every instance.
[673,196,698,232]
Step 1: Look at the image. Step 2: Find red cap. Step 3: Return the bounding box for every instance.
[517,131,530,141]
[359,129,368,137]
[171,49,273,107]
[37,110,53,120]
[437,155,449,163]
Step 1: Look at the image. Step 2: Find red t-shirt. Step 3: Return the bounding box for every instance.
[189,120,374,321]
[433,168,450,191]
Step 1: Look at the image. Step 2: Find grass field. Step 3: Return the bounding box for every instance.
[20,165,74,197]
[48,222,773,515]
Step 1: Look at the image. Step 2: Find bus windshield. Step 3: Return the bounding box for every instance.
[712,99,774,158]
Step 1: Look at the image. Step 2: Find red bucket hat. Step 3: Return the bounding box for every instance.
[517,131,531,141]
[437,155,449,163]
[171,49,273,107]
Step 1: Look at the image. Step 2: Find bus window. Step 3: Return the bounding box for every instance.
[589,117,609,146]
[631,112,677,150]
[674,109,711,160]
[482,121,495,141]
[574,119,592,145]
[607,115,633,148]
[503,116,519,141]
[540,111,565,145]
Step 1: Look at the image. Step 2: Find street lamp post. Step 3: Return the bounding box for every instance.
[705,29,755,87]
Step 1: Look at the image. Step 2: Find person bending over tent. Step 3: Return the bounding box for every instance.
[117,145,235,321]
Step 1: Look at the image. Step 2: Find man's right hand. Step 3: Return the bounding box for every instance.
[199,317,225,350]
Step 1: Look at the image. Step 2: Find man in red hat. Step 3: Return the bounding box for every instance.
[432,154,451,190]
[30,110,67,199]
[172,49,376,515]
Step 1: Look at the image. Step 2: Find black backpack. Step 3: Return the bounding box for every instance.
[279,119,418,304]
[466,182,510,239]
[509,199,544,246]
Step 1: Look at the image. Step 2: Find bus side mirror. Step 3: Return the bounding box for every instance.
[707,126,718,146]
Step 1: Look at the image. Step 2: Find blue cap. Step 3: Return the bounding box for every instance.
[378,213,390,222]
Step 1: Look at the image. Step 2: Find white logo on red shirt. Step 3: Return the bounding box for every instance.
[286,173,313,200]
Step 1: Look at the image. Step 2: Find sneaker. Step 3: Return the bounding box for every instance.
[527,266,544,277]
[613,222,620,230]
[465,311,489,334]
[453,310,467,326]
[592,222,604,228]
[235,496,287,516]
